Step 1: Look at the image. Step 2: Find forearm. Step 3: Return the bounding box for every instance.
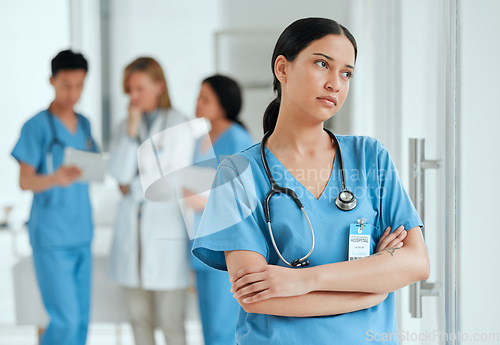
[225,250,388,317]
[241,291,387,317]
[20,173,56,192]
[307,227,430,294]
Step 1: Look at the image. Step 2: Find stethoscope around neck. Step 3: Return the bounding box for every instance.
[46,109,95,174]
[260,128,357,268]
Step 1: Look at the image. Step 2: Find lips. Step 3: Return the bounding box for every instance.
[317,96,337,106]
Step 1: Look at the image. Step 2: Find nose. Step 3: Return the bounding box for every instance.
[129,91,139,104]
[325,74,340,93]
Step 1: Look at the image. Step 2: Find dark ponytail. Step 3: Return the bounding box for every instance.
[263,17,358,134]
[263,98,281,134]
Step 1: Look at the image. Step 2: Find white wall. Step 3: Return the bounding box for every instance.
[458,0,500,338]
[218,0,352,139]
[108,0,222,127]
[0,0,71,223]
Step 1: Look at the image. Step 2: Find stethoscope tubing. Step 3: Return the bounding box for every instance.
[260,128,356,267]
[45,109,94,174]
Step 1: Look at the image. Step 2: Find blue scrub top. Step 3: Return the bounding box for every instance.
[190,122,254,271]
[11,109,98,249]
[192,135,423,345]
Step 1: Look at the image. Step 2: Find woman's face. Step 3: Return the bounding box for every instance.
[126,71,163,112]
[279,34,355,123]
[196,82,225,122]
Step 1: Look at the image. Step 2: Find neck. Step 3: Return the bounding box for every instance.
[267,107,328,155]
[143,104,159,114]
[210,117,232,138]
[49,101,75,119]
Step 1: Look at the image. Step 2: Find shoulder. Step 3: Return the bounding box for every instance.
[336,134,386,157]
[225,123,254,145]
[219,143,261,174]
[164,107,190,123]
[22,110,50,134]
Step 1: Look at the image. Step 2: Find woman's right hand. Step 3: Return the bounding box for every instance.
[127,102,142,138]
[375,225,407,253]
[119,185,130,195]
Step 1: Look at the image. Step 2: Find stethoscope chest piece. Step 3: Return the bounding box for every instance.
[335,190,357,211]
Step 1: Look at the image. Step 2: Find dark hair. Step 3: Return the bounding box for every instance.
[203,74,246,128]
[263,17,357,134]
[51,49,88,77]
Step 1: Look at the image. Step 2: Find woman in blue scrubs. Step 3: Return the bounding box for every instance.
[185,75,254,345]
[11,50,97,345]
[192,18,429,344]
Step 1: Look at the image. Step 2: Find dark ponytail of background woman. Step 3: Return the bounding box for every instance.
[263,17,357,134]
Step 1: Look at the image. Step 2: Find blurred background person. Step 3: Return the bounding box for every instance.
[10,50,98,345]
[184,75,254,345]
[108,57,189,345]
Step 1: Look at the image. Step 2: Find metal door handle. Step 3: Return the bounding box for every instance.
[409,138,440,318]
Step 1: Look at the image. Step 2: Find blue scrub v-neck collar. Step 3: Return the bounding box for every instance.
[47,109,80,136]
[200,123,236,156]
[263,145,337,202]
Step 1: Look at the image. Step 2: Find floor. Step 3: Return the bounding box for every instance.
[0,228,204,345]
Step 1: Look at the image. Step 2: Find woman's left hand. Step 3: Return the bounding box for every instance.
[183,188,207,212]
[230,265,312,303]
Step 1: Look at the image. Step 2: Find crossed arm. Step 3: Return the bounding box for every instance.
[225,226,429,317]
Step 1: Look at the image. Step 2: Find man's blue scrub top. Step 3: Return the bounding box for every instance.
[11,110,98,249]
[192,135,423,345]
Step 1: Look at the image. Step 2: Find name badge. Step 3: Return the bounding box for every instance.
[348,218,373,261]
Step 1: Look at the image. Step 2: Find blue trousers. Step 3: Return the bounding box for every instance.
[32,245,92,345]
[196,269,240,345]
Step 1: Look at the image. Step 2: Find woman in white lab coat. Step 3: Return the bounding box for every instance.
[108,57,189,345]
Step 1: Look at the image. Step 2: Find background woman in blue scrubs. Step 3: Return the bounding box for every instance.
[11,50,97,345]
[192,18,430,344]
[184,75,253,345]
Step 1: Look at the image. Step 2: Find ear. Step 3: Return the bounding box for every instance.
[156,80,165,96]
[49,76,55,86]
[274,55,288,82]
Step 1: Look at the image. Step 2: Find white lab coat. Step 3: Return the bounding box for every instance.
[108,108,192,290]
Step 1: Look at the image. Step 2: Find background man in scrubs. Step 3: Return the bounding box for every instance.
[11,50,98,345]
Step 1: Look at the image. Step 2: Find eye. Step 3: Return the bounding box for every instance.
[342,71,354,79]
[315,60,328,69]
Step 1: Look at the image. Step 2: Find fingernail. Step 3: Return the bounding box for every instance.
[242,298,249,303]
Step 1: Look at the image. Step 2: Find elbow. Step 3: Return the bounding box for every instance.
[420,258,431,281]
[19,178,29,191]
[413,254,430,282]
[239,300,258,314]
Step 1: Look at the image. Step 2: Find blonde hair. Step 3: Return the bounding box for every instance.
[123,57,171,110]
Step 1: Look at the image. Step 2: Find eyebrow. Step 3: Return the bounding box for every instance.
[313,53,355,70]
